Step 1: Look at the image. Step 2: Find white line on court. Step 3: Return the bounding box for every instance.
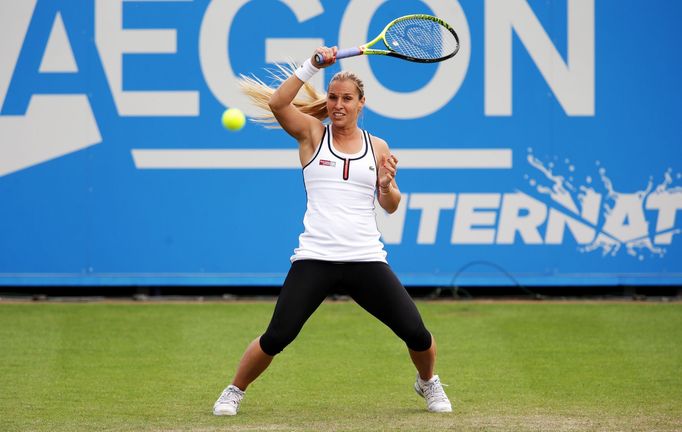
[131,149,513,169]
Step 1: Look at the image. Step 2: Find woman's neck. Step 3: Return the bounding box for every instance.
[331,124,362,153]
[332,124,359,140]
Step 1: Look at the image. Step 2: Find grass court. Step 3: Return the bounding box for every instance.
[1,300,680,431]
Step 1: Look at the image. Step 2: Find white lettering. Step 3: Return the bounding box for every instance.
[374,191,679,250]
[602,195,649,242]
[452,194,500,244]
[545,208,596,244]
[0,2,101,177]
[96,0,199,116]
[39,12,78,73]
[578,187,602,225]
[265,38,325,91]
[408,193,456,244]
[200,0,323,116]
[646,192,682,244]
[545,189,601,244]
[485,0,595,116]
[0,0,36,107]
[496,192,547,244]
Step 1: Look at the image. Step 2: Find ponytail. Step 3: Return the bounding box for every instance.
[238,64,366,129]
[238,63,327,128]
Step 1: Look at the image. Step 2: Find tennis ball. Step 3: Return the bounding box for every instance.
[221,107,246,131]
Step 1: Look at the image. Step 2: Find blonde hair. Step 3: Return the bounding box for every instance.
[239,64,365,128]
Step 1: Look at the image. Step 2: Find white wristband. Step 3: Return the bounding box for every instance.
[294,58,320,82]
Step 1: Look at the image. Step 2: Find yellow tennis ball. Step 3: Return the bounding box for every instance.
[221,107,246,131]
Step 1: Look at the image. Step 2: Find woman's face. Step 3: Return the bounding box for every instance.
[326,79,365,128]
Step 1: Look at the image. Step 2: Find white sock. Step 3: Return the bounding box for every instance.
[418,375,437,385]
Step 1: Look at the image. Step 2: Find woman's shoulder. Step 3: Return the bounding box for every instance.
[366,131,389,150]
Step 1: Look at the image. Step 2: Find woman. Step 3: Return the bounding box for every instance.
[213,46,452,415]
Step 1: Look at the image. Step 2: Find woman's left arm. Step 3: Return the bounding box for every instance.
[374,137,401,214]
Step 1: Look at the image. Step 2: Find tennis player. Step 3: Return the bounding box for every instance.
[213,46,452,415]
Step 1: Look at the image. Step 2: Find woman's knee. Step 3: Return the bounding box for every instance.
[404,324,432,352]
[258,329,296,356]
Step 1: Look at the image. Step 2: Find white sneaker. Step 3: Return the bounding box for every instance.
[213,384,244,416]
[414,374,453,413]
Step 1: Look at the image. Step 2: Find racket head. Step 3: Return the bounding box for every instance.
[374,14,460,63]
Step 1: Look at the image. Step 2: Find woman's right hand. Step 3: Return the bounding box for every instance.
[313,46,338,68]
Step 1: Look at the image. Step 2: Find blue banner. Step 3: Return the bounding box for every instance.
[1,0,680,286]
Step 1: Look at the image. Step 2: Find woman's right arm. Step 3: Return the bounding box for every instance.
[268,47,336,162]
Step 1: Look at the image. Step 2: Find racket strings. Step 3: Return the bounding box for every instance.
[384,18,458,60]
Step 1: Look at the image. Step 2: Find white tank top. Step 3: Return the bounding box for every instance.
[291,125,387,263]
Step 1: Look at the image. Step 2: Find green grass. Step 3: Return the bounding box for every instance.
[0,300,680,431]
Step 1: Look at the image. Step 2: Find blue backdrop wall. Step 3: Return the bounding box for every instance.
[1,0,680,286]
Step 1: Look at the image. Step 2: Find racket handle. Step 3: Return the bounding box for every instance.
[314,47,363,65]
[336,47,363,59]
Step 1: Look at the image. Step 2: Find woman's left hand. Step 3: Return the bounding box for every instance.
[378,153,398,192]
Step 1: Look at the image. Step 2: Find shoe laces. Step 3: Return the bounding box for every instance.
[423,378,449,402]
[217,386,243,406]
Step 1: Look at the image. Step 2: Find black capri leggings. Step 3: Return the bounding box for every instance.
[259,260,432,356]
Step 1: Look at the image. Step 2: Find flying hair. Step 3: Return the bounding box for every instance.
[239,63,365,129]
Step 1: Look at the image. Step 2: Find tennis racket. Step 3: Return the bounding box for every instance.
[315,14,459,65]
